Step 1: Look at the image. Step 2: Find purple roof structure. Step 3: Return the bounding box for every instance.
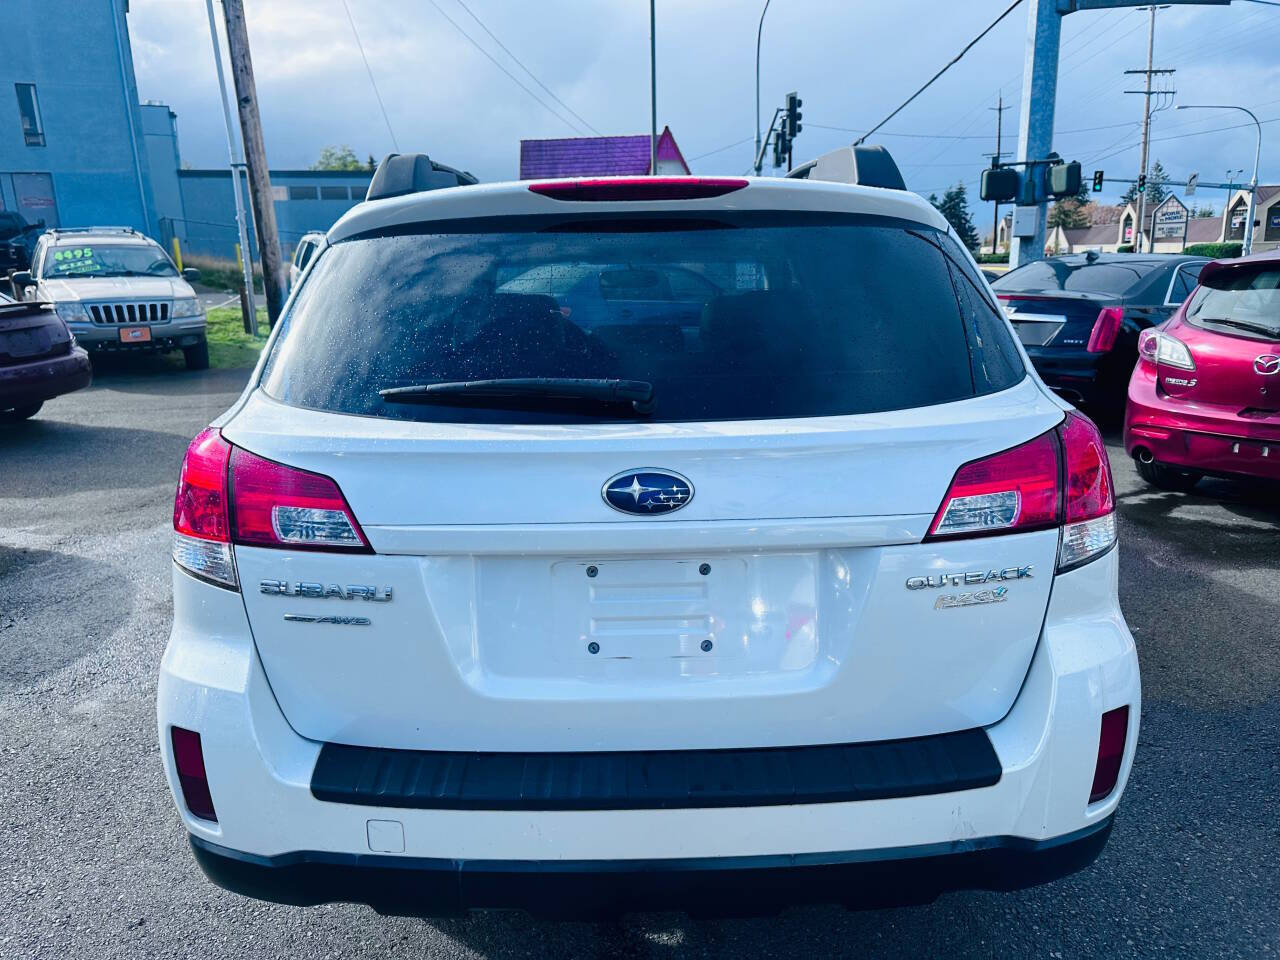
[519,126,691,179]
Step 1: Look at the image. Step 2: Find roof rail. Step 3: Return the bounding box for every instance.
[366,153,478,202]
[45,226,144,237]
[785,144,906,191]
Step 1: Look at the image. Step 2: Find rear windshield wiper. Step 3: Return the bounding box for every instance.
[1194,316,1279,338]
[379,378,656,415]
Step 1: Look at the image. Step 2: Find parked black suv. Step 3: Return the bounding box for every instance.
[0,212,43,278]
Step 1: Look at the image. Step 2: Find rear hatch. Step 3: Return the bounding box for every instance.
[1167,259,1280,411]
[0,301,71,367]
[221,192,1065,753]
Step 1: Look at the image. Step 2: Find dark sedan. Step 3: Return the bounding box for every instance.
[991,253,1210,415]
[0,294,91,422]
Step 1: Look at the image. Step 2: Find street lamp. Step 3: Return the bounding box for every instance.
[754,0,772,176]
[1178,104,1262,255]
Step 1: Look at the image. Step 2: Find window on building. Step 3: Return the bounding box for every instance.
[350,186,365,200]
[1265,209,1280,242]
[288,185,319,201]
[320,186,348,200]
[15,84,44,147]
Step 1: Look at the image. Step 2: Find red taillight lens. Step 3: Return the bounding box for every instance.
[1089,706,1129,803]
[172,429,238,588]
[171,726,217,822]
[173,428,231,541]
[229,447,370,551]
[1061,412,1114,524]
[926,431,1060,540]
[1059,411,1118,570]
[528,177,749,202]
[1087,307,1125,353]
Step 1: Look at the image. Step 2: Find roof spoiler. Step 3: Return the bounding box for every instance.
[366,153,478,202]
[785,144,906,191]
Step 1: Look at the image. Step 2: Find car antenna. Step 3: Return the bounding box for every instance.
[1085,249,1100,264]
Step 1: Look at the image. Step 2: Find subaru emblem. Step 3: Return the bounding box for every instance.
[602,469,693,515]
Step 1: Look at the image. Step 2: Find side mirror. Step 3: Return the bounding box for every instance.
[10,270,33,300]
[182,267,201,283]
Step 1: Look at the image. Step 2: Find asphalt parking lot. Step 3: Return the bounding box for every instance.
[2,359,1278,959]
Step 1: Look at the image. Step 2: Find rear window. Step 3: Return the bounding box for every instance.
[994,260,1159,296]
[260,212,1024,425]
[1185,264,1280,340]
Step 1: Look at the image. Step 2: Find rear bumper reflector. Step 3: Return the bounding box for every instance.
[310,729,1001,811]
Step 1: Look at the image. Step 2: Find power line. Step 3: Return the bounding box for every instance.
[339,0,399,151]
[686,135,754,162]
[424,0,588,135]
[855,0,1026,145]
[449,0,601,136]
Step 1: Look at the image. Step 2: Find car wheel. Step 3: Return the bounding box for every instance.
[183,338,210,371]
[1136,457,1201,492]
[0,401,42,422]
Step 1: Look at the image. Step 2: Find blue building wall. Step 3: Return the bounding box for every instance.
[166,170,373,261]
[141,103,184,242]
[0,0,153,233]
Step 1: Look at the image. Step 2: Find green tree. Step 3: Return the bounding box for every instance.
[933,182,979,250]
[1048,179,1092,229]
[1193,203,1217,219]
[311,145,365,171]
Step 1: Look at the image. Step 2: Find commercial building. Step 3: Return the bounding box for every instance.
[0,0,155,233]
[0,2,397,262]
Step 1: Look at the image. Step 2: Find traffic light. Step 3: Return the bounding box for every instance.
[1092,170,1104,192]
[772,132,787,169]
[785,92,803,140]
[1137,174,1147,194]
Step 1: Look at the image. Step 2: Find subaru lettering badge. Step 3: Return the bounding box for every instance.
[602,469,693,515]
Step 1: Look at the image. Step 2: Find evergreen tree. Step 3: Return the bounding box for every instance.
[933,182,979,250]
[1048,179,1093,229]
[1121,158,1170,207]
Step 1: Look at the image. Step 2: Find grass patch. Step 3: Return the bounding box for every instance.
[184,254,265,295]
[205,305,270,369]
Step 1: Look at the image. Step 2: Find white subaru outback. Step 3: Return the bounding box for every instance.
[159,154,1139,917]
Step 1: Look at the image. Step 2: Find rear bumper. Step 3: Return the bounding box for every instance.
[1024,346,1110,406]
[1125,367,1280,481]
[190,817,1113,917]
[0,345,91,404]
[158,547,1139,915]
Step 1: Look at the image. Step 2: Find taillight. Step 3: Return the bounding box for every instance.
[528,177,748,202]
[926,412,1117,572]
[1059,411,1117,571]
[171,726,217,822]
[1089,706,1129,803]
[171,428,236,588]
[172,430,370,588]
[1137,328,1195,370]
[1086,307,1125,353]
[229,447,370,552]
[926,431,1060,540]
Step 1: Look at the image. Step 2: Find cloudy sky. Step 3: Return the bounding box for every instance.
[129,0,1280,236]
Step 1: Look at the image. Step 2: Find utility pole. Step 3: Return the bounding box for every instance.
[1125,5,1174,254]
[221,0,286,324]
[203,0,256,337]
[649,0,657,174]
[988,92,1012,254]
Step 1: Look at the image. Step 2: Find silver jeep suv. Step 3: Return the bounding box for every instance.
[13,227,209,369]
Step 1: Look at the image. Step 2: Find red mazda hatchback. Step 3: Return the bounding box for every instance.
[1125,251,1280,491]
